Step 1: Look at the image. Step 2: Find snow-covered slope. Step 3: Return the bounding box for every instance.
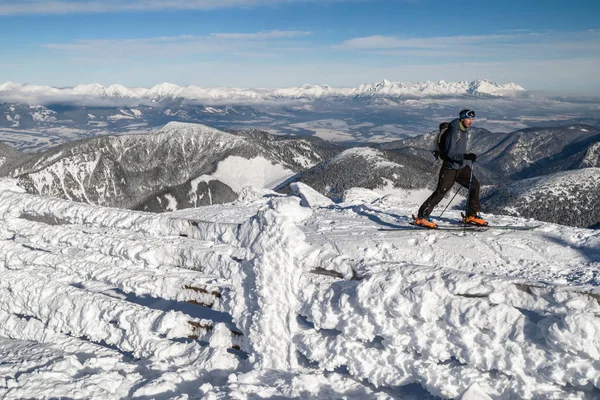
[482,167,600,228]
[1,123,338,211]
[0,142,24,169]
[281,147,437,200]
[0,178,598,399]
[478,125,600,178]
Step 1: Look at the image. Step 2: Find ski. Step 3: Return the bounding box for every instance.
[457,213,540,230]
[407,214,487,231]
[379,215,541,232]
[379,223,487,232]
[380,223,539,232]
[468,224,540,231]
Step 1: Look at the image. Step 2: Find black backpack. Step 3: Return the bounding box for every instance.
[432,122,450,161]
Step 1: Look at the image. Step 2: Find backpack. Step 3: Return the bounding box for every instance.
[432,122,450,161]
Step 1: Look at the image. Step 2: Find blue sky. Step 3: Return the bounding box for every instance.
[0,0,599,94]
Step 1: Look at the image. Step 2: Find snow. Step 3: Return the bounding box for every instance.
[0,177,599,399]
[29,105,57,122]
[291,182,334,208]
[207,155,297,192]
[329,147,401,169]
[499,168,600,206]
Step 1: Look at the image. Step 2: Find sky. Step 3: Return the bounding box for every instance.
[0,0,599,94]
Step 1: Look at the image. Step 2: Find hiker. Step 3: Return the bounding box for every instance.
[414,109,487,229]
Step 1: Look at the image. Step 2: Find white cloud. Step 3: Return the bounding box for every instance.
[211,30,312,40]
[42,30,312,58]
[336,33,525,50]
[335,30,600,60]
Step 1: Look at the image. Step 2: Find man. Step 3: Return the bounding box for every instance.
[414,109,487,229]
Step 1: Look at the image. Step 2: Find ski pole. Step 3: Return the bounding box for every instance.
[438,186,462,219]
[465,161,475,217]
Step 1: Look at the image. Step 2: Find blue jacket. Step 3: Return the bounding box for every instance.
[441,118,469,170]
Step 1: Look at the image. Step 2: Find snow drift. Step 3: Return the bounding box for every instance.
[0,178,598,399]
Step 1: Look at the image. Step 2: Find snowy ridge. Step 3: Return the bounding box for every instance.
[354,79,525,98]
[0,178,599,398]
[483,168,600,227]
[329,147,398,168]
[0,79,526,104]
[7,121,334,211]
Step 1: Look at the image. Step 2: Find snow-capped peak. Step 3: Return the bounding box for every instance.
[72,83,107,96]
[156,121,241,141]
[354,79,525,97]
[146,82,184,100]
[469,79,526,96]
[0,82,61,94]
[105,83,137,98]
[0,81,19,91]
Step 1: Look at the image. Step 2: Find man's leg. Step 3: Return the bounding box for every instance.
[455,165,481,216]
[418,168,458,218]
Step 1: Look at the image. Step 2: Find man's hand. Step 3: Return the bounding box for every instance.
[464,153,477,162]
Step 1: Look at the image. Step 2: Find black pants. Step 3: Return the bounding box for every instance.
[418,166,480,218]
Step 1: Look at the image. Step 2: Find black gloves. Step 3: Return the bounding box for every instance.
[464,153,477,162]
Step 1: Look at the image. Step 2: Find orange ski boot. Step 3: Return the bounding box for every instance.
[413,216,438,229]
[463,214,488,226]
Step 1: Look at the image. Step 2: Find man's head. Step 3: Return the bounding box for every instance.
[459,109,475,128]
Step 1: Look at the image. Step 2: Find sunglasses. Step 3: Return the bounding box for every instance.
[461,110,475,119]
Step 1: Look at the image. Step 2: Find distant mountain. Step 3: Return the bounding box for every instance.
[278,147,436,200]
[376,127,515,185]
[377,126,503,154]
[0,102,270,152]
[480,125,600,178]
[0,122,342,211]
[4,79,599,154]
[0,142,25,169]
[0,79,526,104]
[482,168,600,228]
[352,79,525,99]
[2,119,600,229]
[377,125,600,181]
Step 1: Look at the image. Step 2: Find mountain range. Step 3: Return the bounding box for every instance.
[1,121,600,227]
[0,79,526,103]
[2,78,599,157]
[0,122,341,212]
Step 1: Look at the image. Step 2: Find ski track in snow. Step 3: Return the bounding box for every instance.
[0,179,599,399]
